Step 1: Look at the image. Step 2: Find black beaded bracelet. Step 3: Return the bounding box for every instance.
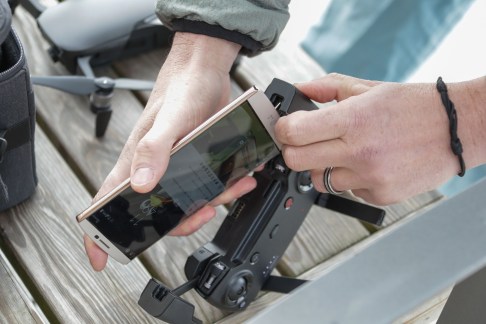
[436,77,466,177]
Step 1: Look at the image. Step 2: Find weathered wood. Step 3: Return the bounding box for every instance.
[381,191,443,226]
[13,9,143,192]
[278,207,369,277]
[13,7,239,323]
[0,128,159,322]
[9,4,446,323]
[397,288,451,324]
[233,37,326,91]
[113,49,244,103]
[0,249,47,324]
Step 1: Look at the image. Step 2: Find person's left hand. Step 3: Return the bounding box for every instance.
[84,33,257,271]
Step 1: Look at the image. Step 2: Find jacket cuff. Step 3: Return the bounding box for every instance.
[171,19,263,56]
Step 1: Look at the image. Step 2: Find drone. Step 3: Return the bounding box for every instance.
[11,0,172,137]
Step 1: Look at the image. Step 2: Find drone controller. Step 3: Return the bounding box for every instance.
[138,79,385,324]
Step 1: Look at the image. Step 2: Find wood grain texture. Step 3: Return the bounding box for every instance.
[0,128,160,322]
[277,206,369,277]
[233,37,326,91]
[13,7,243,323]
[397,287,451,324]
[13,9,143,190]
[0,250,46,324]
[8,4,445,323]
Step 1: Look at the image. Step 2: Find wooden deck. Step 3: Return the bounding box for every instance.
[0,7,444,323]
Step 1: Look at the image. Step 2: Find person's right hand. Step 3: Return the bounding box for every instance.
[275,73,486,205]
[84,32,258,271]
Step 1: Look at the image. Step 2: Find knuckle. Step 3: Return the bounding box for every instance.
[312,173,326,193]
[367,190,396,206]
[349,107,368,130]
[350,144,379,167]
[276,112,308,145]
[136,137,160,157]
[366,169,387,189]
[133,112,157,139]
[281,146,305,171]
[327,72,345,81]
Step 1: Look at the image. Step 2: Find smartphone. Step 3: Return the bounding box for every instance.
[76,87,282,264]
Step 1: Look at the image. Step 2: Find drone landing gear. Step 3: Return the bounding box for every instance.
[90,86,114,138]
[31,56,154,137]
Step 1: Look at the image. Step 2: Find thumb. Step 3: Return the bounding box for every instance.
[130,123,176,193]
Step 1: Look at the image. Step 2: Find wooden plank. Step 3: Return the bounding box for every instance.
[278,207,369,277]
[0,128,159,322]
[233,37,326,90]
[14,7,239,323]
[113,49,244,103]
[381,191,444,226]
[13,5,443,322]
[397,288,451,324]
[13,9,143,191]
[0,249,47,324]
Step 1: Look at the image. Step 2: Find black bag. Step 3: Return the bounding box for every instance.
[1,0,37,211]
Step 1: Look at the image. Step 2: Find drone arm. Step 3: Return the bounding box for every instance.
[77,56,95,78]
[315,194,385,226]
[261,275,307,294]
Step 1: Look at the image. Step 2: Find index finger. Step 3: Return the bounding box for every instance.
[275,106,350,146]
[296,73,379,103]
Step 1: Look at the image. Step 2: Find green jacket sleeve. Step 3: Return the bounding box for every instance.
[156,0,290,55]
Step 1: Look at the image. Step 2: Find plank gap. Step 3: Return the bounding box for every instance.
[35,115,98,197]
[0,234,59,324]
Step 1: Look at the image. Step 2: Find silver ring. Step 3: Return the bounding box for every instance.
[323,167,344,195]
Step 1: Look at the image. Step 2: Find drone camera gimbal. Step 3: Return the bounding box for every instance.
[138,79,385,324]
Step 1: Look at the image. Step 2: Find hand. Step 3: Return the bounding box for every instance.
[275,73,485,205]
[84,33,253,271]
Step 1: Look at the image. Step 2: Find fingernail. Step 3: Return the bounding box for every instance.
[132,167,154,186]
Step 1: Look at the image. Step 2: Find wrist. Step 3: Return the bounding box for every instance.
[169,32,241,74]
[449,76,486,169]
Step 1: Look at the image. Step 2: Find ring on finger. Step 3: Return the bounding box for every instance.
[323,167,344,195]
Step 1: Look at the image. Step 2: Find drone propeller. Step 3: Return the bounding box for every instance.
[31,75,154,95]
[31,75,154,137]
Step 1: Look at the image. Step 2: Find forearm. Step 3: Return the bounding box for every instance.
[168,32,241,74]
[146,32,241,117]
[449,76,486,170]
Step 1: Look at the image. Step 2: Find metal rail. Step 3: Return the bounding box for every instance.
[248,179,486,324]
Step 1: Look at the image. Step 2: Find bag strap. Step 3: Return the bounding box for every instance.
[0,118,31,163]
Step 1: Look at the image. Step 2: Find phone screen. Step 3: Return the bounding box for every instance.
[86,101,280,259]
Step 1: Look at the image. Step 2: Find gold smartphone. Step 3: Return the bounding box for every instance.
[76,87,282,264]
